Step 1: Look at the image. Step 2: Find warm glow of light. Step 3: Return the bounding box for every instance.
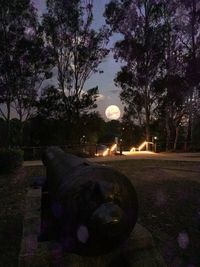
[110,144,117,152]
[138,141,147,151]
[95,141,155,157]
[130,141,155,152]
[138,141,154,151]
[103,148,109,157]
[123,151,155,155]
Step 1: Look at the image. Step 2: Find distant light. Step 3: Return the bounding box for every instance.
[154,136,158,140]
[103,148,109,157]
[138,141,147,151]
[110,144,117,152]
[130,147,136,152]
[131,141,154,152]
[123,151,155,155]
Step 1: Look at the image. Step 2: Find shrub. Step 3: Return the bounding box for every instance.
[0,149,24,174]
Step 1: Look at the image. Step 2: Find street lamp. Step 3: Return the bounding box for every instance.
[153,136,158,152]
[119,138,123,155]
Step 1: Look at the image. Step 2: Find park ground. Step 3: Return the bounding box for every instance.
[1,154,200,266]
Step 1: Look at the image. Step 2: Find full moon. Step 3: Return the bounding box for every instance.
[105,105,121,120]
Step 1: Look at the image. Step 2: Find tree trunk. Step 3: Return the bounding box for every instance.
[6,102,11,148]
[173,126,179,151]
[165,113,171,151]
[144,94,150,142]
[184,114,192,152]
[145,121,150,142]
[19,115,24,147]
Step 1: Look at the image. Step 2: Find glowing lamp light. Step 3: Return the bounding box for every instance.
[103,148,109,157]
[110,144,117,152]
[138,141,147,151]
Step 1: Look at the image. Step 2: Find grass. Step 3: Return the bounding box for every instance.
[0,160,200,266]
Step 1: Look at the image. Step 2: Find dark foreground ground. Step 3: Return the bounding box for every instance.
[1,160,200,267]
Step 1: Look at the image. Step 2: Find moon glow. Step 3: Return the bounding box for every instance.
[105,105,121,120]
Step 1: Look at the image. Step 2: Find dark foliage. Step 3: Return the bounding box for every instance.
[0,149,24,174]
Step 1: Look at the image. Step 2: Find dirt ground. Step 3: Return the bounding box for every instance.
[103,160,200,267]
[1,160,200,267]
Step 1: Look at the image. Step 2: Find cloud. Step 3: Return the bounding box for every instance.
[97,94,105,101]
[109,89,120,94]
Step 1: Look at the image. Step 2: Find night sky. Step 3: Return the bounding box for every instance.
[33,0,123,120]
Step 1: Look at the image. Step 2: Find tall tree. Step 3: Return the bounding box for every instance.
[105,0,166,141]
[153,1,189,151]
[0,0,31,146]
[0,0,51,146]
[13,26,53,145]
[43,0,109,129]
[176,0,200,150]
[154,75,188,150]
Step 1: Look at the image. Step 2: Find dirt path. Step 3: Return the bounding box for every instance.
[5,158,200,267]
[103,160,200,267]
[23,152,200,167]
[0,168,27,267]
